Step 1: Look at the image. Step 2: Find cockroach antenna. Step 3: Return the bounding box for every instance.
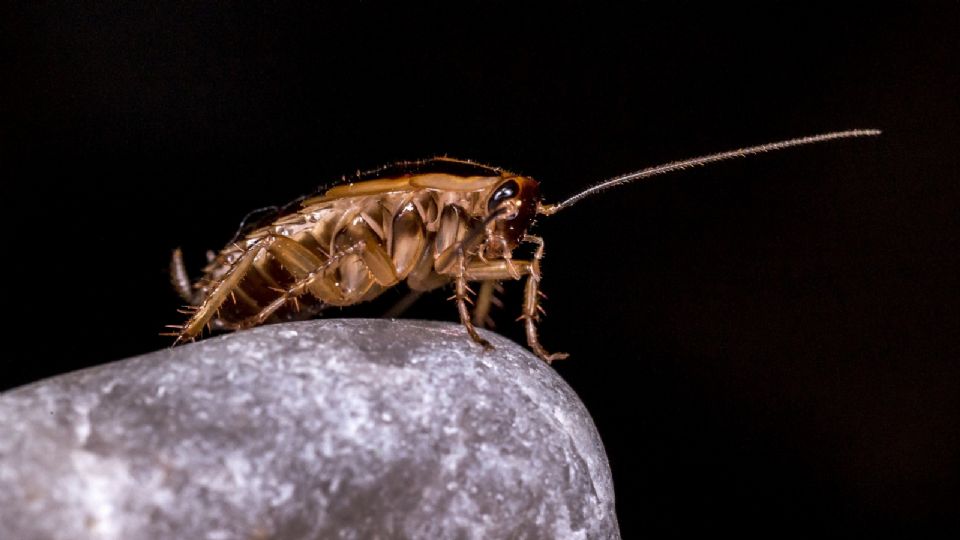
[538,129,882,215]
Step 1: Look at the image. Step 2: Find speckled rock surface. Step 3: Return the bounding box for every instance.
[0,319,619,540]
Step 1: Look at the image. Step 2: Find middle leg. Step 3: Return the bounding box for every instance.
[231,240,366,329]
[471,280,503,329]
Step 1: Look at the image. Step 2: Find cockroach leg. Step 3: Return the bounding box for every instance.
[472,280,499,329]
[521,235,568,364]
[434,206,509,274]
[176,236,275,344]
[455,249,493,350]
[459,254,564,363]
[492,237,521,279]
[235,241,366,329]
[355,228,400,286]
[170,248,199,304]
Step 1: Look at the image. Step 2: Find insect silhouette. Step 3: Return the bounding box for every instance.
[167,129,880,363]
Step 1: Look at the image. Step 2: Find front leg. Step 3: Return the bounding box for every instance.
[170,236,275,344]
[520,235,569,364]
[454,249,493,350]
[455,250,567,364]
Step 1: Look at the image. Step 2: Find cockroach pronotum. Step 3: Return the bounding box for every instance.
[167,129,880,363]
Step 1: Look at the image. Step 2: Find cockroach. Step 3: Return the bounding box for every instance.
[167,129,880,363]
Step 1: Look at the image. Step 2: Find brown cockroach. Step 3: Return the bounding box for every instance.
[167,129,880,363]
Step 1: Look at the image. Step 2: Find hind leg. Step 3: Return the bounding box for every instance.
[230,241,366,329]
[169,238,275,344]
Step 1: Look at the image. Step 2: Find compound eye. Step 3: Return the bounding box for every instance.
[488,180,519,212]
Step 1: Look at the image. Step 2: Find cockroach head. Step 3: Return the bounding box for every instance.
[485,175,541,248]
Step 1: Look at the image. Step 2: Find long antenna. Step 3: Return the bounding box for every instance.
[540,129,881,215]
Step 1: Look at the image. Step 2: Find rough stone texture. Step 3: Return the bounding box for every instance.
[0,319,619,540]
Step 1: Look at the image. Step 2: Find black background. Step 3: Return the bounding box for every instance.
[3,2,958,537]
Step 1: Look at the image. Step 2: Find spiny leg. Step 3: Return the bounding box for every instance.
[231,241,366,329]
[171,237,274,344]
[458,257,565,363]
[434,206,508,274]
[255,227,397,325]
[454,249,492,350]
[471,280,503,329]
[520,235,568,364]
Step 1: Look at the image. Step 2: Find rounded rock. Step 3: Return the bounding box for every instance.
[0,319,619,539]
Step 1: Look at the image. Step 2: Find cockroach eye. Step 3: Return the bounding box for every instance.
[488,180,519,212]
